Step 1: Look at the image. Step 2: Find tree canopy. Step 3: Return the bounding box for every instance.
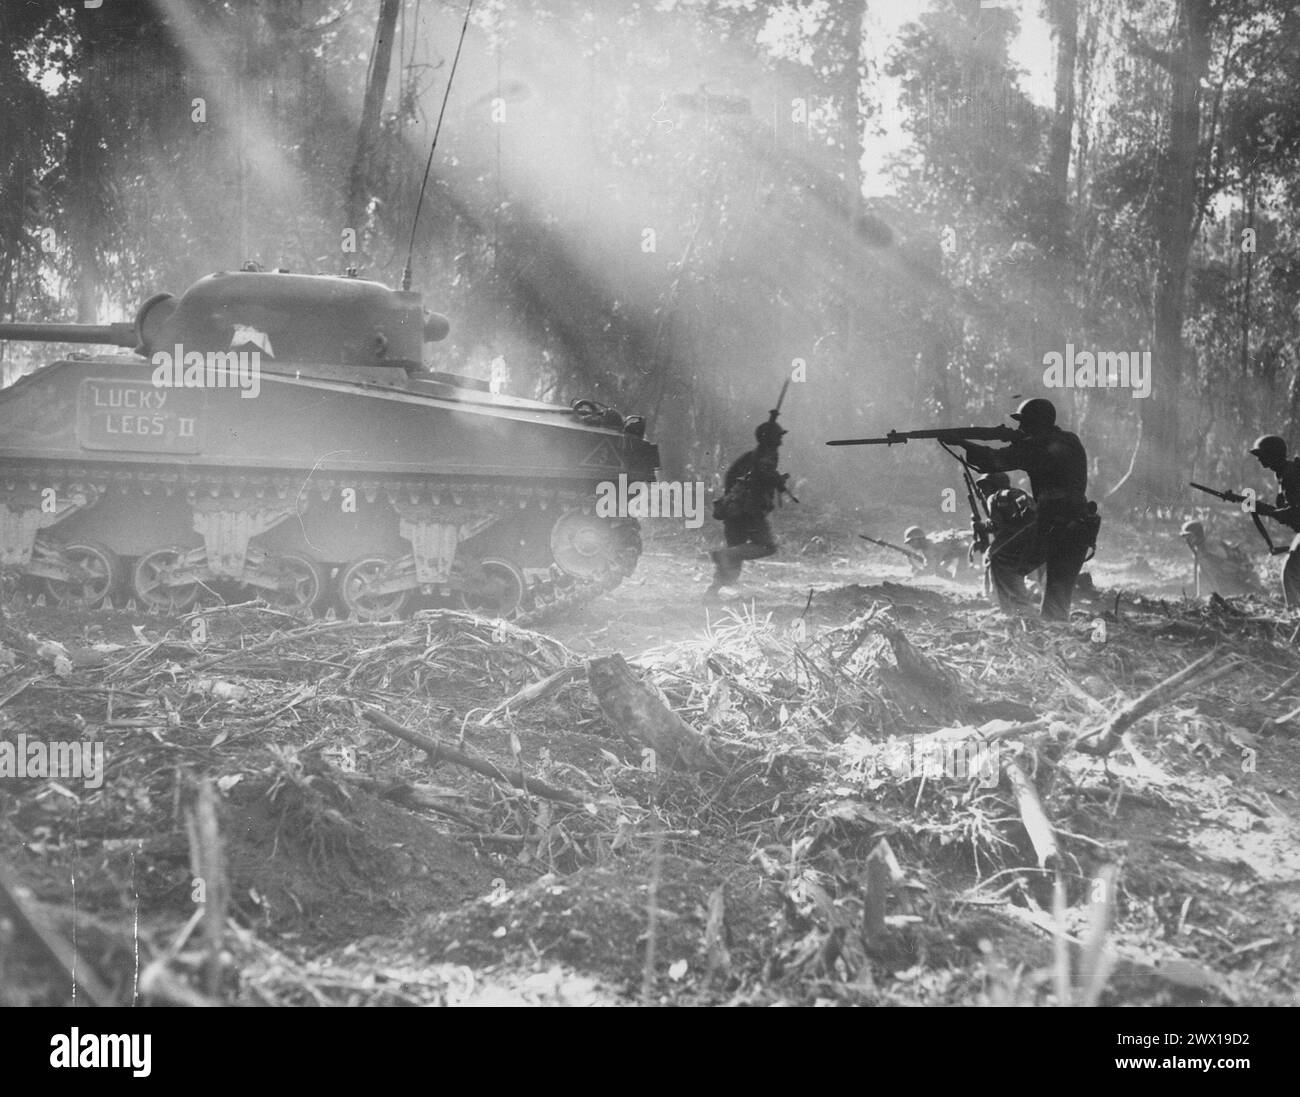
[4,0,1300,505]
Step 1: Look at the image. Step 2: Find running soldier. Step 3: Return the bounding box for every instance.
[707,421,790,596]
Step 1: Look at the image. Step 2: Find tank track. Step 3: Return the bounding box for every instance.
[0,460,636,621]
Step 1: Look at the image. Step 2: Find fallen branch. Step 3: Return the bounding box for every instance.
[335,770,487,824]
[1074,651,1238,756]
[0,861,116,1007]
[1077,864,1118,1007]
[862,840,892,942]
[183,780,227,998]
[139,961,219,1007]
[1262,668,1300,703]
[909,717,1049,756]
[704,885,731,986]
[484,665,582,720]
[185,619,382,674]
[1004,758,1058,869]
[361,705,587,806]
[0,675,34,710]
[1261,697,1300,736]
[876,621,957,696]
[587,654,724,774]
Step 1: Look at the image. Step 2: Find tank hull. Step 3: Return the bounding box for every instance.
[0,356,657,618]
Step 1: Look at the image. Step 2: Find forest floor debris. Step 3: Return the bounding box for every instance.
[1,547,1298,1006]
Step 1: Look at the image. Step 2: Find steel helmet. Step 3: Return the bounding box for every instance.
[1180,519,1204,539]
[1249,434,1287,463]
[755,421,787,444]
[1010,397,1056,431]
[1003,397,1055,431]
[975,471,1010,494]
[903,525,925,543]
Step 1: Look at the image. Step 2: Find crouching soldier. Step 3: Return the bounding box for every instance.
[972,472,1037,608]
[953,398,1100,620]
[1179,520,1259,598]
[904,526,974,579]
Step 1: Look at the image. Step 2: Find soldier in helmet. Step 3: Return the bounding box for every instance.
[1246,434,1300,605]
[952,397,1100,620]
[706,420,789,595]
[903,525,971,578]
[972,471,1037,607]
[1179,519,1259,598]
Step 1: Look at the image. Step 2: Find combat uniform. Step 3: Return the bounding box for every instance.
[1180,521,1258,598]
[905,528,976,578]
[1248,435,1300,606]
[957,399,1099,620]
[978,485,1038,609]
[708,427,784,592]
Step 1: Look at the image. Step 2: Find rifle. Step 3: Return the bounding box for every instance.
[1189,482,1287,555]
[961,464,989,554]
[767,380,799,504]
[776,472,799,505]
[826,426,1018,447]
[770,378,790,427]
[859,534,925,565]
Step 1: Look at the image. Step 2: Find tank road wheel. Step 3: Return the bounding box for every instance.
[458,557,529,619]
[42,541,123,608]
[338,556,410,621]
[549,512,621,581]
[132,548,200,612]
[261,554,331,615]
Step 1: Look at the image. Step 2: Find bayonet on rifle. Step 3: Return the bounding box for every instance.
[1189,481,1286,555]
[859,533,925,565]
[772,378,790,419]
[827,425,1017,447]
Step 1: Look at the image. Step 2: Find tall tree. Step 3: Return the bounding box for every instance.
[1046,0,1078,210]
[1124,0,1213,502]
[344,0,401,255]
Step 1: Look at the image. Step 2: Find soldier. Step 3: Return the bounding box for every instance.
[972,471,1037,608]
[706,420,788,596]
[952,397,1100,620]
[1179,520,1258,598]
[903,526,971,578]
[1246,434,1300,605]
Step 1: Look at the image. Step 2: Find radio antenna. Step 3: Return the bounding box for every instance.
[402,0,476,291]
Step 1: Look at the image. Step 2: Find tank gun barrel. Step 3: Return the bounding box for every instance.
[0,321,137,348]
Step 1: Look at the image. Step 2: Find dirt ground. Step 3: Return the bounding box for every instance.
[1,515,1298,1007]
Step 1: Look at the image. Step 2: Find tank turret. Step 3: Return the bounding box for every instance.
[0,269,451,367]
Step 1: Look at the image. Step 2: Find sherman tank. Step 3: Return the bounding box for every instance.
[0,268,658,620]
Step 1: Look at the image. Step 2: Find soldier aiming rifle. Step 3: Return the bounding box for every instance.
[828,398,1100,620]
[859,533,925,566]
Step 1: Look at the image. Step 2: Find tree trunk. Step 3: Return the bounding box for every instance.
[1072,0,1098,209]
[67,37,105,323]
[1240,175,1253,380]
[343,0,401,258]
[1137,0,1213,505]
[1046,0,1078,210]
